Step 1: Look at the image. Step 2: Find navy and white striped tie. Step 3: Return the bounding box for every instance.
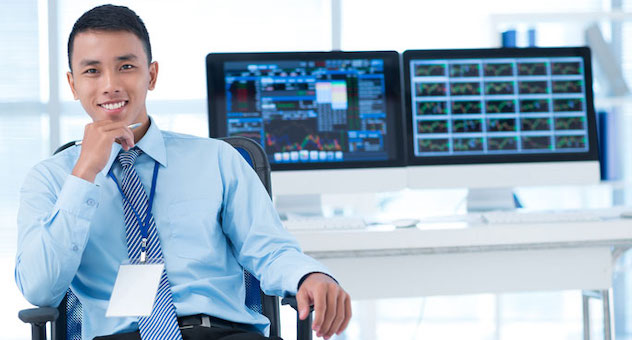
[117,148,183,340]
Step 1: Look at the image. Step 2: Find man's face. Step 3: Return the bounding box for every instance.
[67,30,158,124]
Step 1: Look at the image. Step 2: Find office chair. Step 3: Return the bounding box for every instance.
[18,136,312,340]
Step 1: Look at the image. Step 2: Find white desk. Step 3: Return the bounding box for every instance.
[290,212,632,339]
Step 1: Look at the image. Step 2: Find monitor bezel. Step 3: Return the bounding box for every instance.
[402,47,600,166]
[206,50,406,171]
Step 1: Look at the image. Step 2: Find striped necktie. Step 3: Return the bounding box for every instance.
[117,148,183,340]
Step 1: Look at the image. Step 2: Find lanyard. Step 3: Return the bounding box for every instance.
[108,160,160,263]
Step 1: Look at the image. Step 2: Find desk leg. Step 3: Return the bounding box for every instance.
[602,289,613,340]
[582,293,590,340]
[582,289,614,340]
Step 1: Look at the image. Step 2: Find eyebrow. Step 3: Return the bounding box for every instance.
[117,54,138,62]
[79,59,100,67]
[78,54,138,68]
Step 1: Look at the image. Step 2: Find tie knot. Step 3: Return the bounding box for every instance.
[118,147,142,168]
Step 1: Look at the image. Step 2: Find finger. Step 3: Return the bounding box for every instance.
[329,292,346,336]
[296,288,311,321]
[108,127,135,149]
[112,134,134,150]
[320,286,338,338]
[96,120,133,135]
[83,122,98,137]
[100,121,134,134]
[119,131,135,150]
[118,138,132,151]
[122,125,136,148]
[338,293,352,334]
[311,287,327,335]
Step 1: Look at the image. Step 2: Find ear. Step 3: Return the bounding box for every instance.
[148,61,158,91]
[67,71,79,100]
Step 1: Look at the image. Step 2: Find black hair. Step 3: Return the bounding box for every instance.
[67,4,152,71]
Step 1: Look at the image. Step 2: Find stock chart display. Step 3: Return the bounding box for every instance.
[410,57,589,157]
[223,59,390,164]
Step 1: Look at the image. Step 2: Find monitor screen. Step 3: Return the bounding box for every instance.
[206,51,405,172]
[403,47,599,167]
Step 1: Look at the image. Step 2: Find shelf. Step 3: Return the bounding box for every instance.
[490,11,632,24]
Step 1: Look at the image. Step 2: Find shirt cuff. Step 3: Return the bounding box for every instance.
[297,272,339,291]
[284,258,334,296]
[54,175,101,220]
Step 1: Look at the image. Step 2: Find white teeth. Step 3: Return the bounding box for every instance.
[101,101,125,110]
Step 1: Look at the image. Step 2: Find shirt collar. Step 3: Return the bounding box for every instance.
[99,116,167,177]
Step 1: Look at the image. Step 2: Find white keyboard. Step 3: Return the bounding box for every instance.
[282,216,366,231]
[481,210,603,225]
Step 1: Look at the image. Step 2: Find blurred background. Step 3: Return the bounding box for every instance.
[3,0,632,339]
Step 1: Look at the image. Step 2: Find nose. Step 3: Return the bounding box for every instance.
[101,69,121,94]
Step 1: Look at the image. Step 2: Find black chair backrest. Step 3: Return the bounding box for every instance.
[218,137,280,337]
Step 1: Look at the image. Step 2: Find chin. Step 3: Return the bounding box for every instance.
[106,112,127,120]
[95,109,127,122]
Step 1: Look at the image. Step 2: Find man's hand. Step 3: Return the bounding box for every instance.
[72,120,136,183]
[296,273,351,339]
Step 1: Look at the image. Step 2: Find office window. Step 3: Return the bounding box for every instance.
[0,0,41,102]
[0,0,49,226]
[0,2,50,339]
[619,2,632,107]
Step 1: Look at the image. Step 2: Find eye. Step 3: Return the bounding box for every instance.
[121,64,135,70]
[83,68,98,74]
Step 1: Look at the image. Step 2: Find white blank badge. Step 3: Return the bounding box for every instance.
[106,263,164,317]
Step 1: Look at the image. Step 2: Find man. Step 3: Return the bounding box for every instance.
[15,4,350,340]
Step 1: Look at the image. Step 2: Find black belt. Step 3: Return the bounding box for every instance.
[177,314,251,332]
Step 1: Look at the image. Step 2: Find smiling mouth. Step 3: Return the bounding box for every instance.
[99,101,128,110]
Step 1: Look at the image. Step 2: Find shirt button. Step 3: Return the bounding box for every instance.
[72,244,79,251]
[86,199,96,207]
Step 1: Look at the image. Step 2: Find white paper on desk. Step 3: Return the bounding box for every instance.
[106,263,163,317]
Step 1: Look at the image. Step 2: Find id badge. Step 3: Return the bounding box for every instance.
[106,258,164,317]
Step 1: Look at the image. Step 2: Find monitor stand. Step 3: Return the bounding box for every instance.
[466,188,522,212]
[274,194,323,219]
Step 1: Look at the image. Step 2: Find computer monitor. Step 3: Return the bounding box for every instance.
[206,51,406,197]
[402,47,600,210]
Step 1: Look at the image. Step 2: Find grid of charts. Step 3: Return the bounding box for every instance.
[410,57,590,156]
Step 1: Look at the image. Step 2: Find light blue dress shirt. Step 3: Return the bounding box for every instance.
[15,117,331,339]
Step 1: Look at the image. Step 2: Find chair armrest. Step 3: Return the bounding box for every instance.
[18,307,59,325]
[282,296,314,340]
[281,296,298,310]
[281,295,315,312]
